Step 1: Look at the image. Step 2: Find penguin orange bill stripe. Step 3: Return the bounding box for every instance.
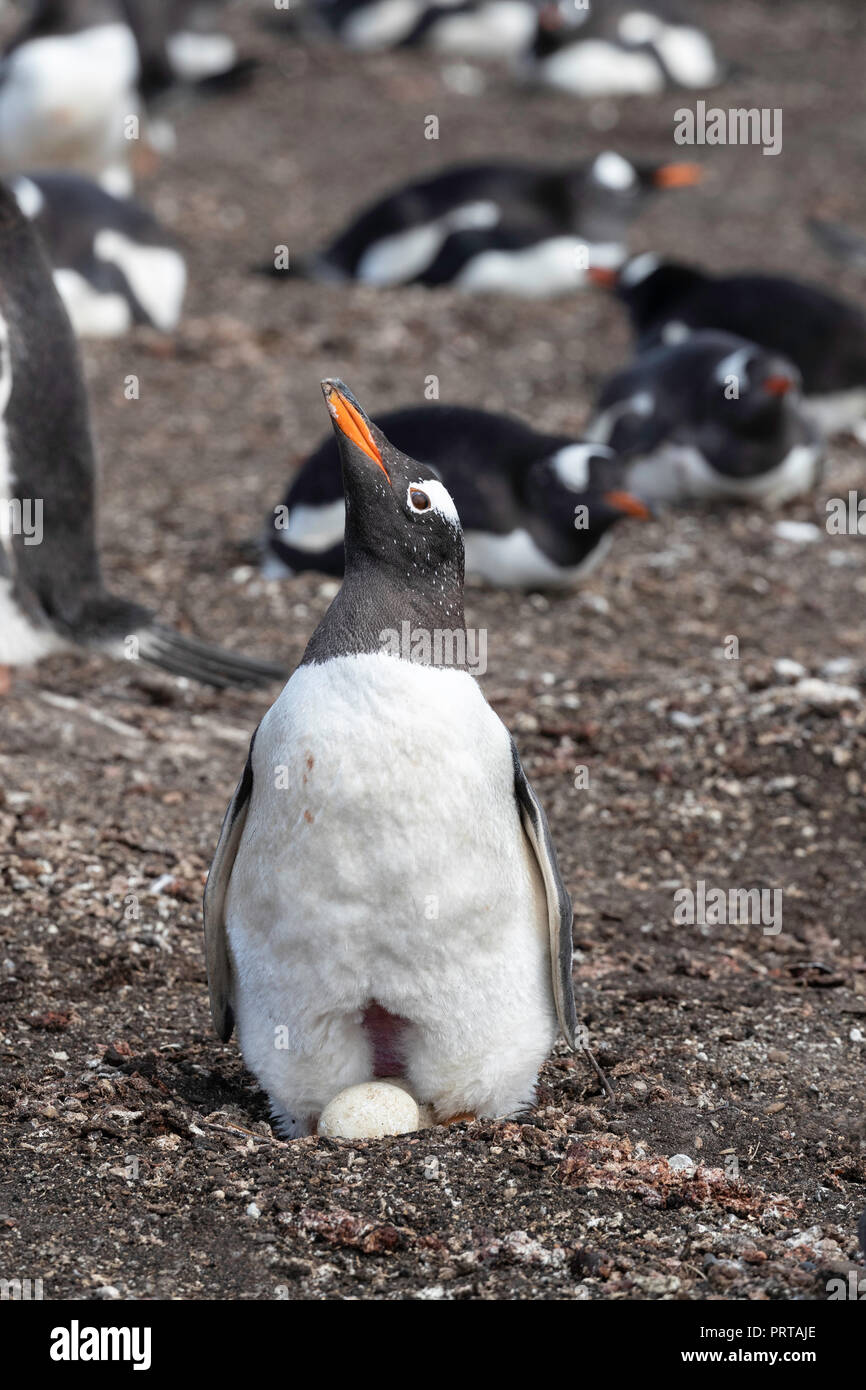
[323,383,391,481]
[588,266,619,288]
[653,163,703,188]
[764,375,793,396]
[603,490,651,519]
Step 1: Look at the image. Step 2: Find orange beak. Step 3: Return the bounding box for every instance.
[588,265,619,288]
[653,162,703,189]
[763,375,793,396]
[603,489,651,519]
[322,380,391,482]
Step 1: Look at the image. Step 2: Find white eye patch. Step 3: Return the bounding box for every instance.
[714,346,753,388]
[592,151,637,191]
[407,478,461,527]
[620,251,660,287]
[550,443,614,491]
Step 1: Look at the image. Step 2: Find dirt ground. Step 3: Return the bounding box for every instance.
[1,0,865,1302]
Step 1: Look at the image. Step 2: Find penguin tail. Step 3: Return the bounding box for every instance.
[76,596,283,688]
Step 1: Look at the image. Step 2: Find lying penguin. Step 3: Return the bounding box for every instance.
[592,254,866,440]
[585,331,824,507]
[7,172,186,337]
[271,152,701,293]
[0,179,280,689]
[263,402,648,589]
[315,0,541,56]
[528,0,723,97]
[205,379,592,1136]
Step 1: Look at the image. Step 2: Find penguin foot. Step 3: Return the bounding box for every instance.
[439,1111,476,1127]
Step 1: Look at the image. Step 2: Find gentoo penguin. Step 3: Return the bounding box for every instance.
[205,379,588,1136]
[585,331,824,507]
[0,180,280,687]
[264,403,649,589]
[314,0,540,56]
[0,1,141,194]
[529,0,723,97]
[0,2,255,194]
[7,172,186,337]
[272,153,701,291]
[592,254,866,440]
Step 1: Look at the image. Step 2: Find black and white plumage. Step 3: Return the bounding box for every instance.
[271,152,701,296]
[0,181,280,688]
[0,1,255,193]
[7,172,186,337]
[529,0,723,97]
[596,253,866,440]
[205,379,582,1136]
[264,403,649,589]
[585,331,824,507]
[315,0,542,57]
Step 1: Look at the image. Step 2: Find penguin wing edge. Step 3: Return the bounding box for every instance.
[202,730,257,1041]
[510,739,577,1049]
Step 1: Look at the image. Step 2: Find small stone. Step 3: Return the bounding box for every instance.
[318,1081,420,1140]
[793,678,860,709]
[850,1028,864,1043]
[246,1202,261,1219]
[94,1285,121,1300]
[773,520,821,544]
[668,1153,695,1173]
[773,659,807,681]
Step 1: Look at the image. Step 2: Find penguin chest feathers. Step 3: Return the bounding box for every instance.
[225,652,548,1006]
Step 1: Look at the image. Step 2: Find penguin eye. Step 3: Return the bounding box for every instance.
[409,488,431,512]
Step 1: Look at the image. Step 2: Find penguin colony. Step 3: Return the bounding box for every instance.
[2,0,864,1141]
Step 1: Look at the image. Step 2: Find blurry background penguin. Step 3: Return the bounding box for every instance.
[527,0,724,97]
[585,331,824,508]
[263,402,650,589]
[5,170,186,336]
[0,0,257,194]
[264,151,702,295]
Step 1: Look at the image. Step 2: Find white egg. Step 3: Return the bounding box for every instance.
[318,1081,421,1139]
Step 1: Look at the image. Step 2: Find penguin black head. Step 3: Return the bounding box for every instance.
[322,379,463,581]
[567,155,702,242]
[589,254,708,332]
[703,341,801,436]
[301,382,467,667]
[525,442,650,564]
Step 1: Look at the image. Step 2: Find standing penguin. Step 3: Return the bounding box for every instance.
[205,380,591,1136]
[264,402,648,589]
[0,179,281,688]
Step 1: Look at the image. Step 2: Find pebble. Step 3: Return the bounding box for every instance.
[318,1081,420,1140]
[773,659,807,681]
[773,521,821,544]
[668,1153,695,1173]
[792,678,860,709]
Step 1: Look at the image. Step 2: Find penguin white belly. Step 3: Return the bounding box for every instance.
[341,0,426,50]
[464,527,612,588]
[625,440,822,506]
[0,579,67,665]
[801,388,866,439]
[455,235,623,297]
[537,39,664,96]
[651,25,718,87]
[356,200,500,285]
[278,498,346,553]
[425,2,537,58]
[93,231,186,332]
[0,26,139,180]
[224,652,557,1130]
[52,269,132,338]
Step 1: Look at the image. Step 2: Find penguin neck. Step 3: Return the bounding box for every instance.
[301,548,467,669]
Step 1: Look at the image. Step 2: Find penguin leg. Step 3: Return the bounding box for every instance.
[403,1009,554,1125]
[247,1009,374,1140]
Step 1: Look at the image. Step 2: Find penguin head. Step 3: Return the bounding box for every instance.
[322,380,464,584]
[589,254,707,330]
[528,442,651,537]
[705,342,802,435]
[570,156,701,241]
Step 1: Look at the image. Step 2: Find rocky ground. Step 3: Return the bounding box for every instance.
[0,0,865,1301]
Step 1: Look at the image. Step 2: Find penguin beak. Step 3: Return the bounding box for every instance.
[763,374,793,397]
[321,379,392,483]
[603,489,652,519]
[588,266,618,288]
[653,163,703,189]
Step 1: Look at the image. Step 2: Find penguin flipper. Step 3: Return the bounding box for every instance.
[203,730,257,1041]
[510,739,577,1049]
